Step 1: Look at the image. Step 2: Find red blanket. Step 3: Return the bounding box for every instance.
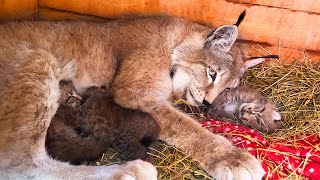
[201,120,320,180]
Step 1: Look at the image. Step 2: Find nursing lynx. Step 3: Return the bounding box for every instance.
[0,11,272,179]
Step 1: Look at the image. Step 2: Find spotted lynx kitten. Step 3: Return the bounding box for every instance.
[206,85,282,132]
[46,81,160,164]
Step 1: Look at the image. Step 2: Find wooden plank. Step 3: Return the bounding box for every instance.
[238,41,320,64]
[225,0,320,14]
[39,8,111,22]
[38,0,320,52]
[160,0,320,52]
[39,0,161,18]
[0,0,38,21]
[37,0,320,57]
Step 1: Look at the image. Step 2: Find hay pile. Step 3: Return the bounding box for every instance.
[97,54,320,179]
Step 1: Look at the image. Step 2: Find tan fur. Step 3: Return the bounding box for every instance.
[0,17,264,179]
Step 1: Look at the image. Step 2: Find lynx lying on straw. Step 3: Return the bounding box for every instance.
[0,10,276,179]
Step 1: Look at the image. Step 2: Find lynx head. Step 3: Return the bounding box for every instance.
[239,99,282,132]
[171,24,268,106]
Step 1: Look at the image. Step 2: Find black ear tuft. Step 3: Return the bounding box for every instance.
[263,55,279,59]
[235,10,246,27]
[248,55,279,60]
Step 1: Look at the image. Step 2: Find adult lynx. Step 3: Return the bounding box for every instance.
[0,12,269,179]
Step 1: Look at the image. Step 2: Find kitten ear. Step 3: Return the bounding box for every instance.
[239,103,253,112]
[205,25,238,52]
[272,111,281,121]
[252,99,267,112]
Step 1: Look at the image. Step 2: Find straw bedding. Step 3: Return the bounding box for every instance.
[96,52,320,180]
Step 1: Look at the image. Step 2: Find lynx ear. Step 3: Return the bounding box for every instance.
[244,58,265,69]
[245,55,279,69]
[240,58,266,75]
[205,25,238,52]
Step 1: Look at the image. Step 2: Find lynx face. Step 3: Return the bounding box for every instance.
[171,25,265,106]
[239,100,282,132]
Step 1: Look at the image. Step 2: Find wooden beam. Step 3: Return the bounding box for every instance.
[161,0,320,52]
[238,41,320,64]
[39,0,161,18]
[38,0,320,54]
[0,0,38,21]
[225,0,320,14]
[39,8,111,22]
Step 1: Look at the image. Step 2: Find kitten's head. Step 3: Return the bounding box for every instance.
[171,12,270,106]
[239,99,282,132]
[59,81,82,106]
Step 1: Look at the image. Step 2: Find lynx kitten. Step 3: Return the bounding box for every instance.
[46,81,160,164]
[207,85,282,132]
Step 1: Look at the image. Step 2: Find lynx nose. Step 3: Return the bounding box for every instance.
[202,100,211,107]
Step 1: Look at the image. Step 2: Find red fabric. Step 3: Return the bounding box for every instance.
[201,120,320,180]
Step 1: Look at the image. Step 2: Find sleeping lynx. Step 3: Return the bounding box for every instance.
[207,85,282,132]
[0,11,272,179]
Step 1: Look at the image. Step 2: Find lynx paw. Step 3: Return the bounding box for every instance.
[207,148,265,180]
[119,160,157,180]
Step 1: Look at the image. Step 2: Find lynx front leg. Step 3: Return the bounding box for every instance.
[150,103,265,180]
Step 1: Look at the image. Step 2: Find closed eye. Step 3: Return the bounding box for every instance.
[252,111,261,116]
